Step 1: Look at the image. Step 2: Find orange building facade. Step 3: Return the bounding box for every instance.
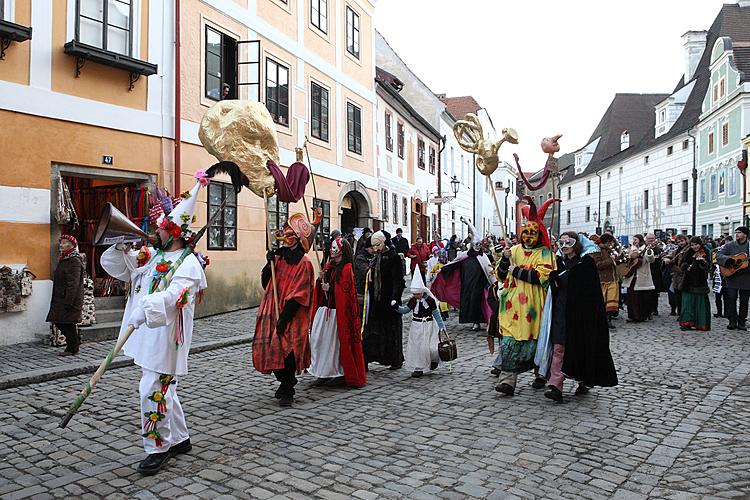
[0,0,378,345]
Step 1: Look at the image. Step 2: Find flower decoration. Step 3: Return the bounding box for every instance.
[143,430,161,441]
[176,288,190,309]
[155,261,171,275]
[197,252,210,269]
[159,374,175,385]
[144,411,165,423]
[148,391,164,403]
[180,213,191,224]
[194,169,211,187]
[137,247,151,267]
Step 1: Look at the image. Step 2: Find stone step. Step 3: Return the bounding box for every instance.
[94,295,127,310]
[79,321,122,342]
[94,308,124,324]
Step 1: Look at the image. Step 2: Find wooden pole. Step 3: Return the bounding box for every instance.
[263,192,281,319]
[59,325,135,428]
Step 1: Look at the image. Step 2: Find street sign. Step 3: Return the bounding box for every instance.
[102,155,114,165]
[430,197,444,204]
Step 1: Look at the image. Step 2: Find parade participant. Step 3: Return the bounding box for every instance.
[407,236,431,282]
[361,231,406,370]
[431,221,493,332]
[355,227,373,254]
[493,197,557,396]
[253,210,320,407]
[447,235,459,261]
[47,234,85,356]
[623,234,656,323]
[679,237,711,331]
[100,175,209,476]
[663,234,689,316]
[591,234,619,329]
[544,233,618,403]
[397,271,445,378]
[715,229,750,330]
[425,246,440,283]
[309,237,366,388]
[645,233,665,316]
[392,227,410,277]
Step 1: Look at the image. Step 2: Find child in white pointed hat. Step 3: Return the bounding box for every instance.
[396,270,447,378]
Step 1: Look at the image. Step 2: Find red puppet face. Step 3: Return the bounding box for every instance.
[274,225,299,248]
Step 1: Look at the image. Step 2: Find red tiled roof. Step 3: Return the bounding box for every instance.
[439,95,482,120]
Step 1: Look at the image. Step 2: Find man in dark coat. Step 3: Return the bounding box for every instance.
[392,228,409,277]
[645,233,664,316]
[716,226,750,330]
[46,234,85,356]
[361,231,406,369]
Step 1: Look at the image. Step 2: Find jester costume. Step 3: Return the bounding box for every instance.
[253,210,319,406]
[495,197,557,396]
[100,175,209,475]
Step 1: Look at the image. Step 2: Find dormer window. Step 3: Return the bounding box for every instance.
[659,110,666,123]
[620,130,630,151]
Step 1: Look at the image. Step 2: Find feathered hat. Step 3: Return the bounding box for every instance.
[520,195,560,249]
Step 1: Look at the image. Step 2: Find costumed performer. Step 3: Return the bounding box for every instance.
[100,174,209,476]
[253,211,320,407]
[494,197,557,396]
[430,220,494,332]
[544,232,618,403]
[361,231,406,370]
[309,237,367,387]
[397,271,445,378]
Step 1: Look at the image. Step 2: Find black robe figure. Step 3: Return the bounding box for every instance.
[361,231,406,369]
[554,254,618,388]
[458,248,490,325]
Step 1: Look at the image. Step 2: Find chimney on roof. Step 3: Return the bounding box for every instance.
[620,130,630,151]
[682,31,708,83]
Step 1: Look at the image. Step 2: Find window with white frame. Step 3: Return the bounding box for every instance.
[347,102,362,155]
[729,168,737,196]
[606,201,611,217]
[310,81,329,142]
[644,190,649,210]
[311,0,327,33]
[417,138,425,169]
[722,122,729,146]
[586,180,591,195]
[76,0,134,56]
[429,146,436,174]
[719,170,726,195]
[385,112,393,151]
[266,58,289,126]
[346,6,360,59]
[682,179,689,203]
[667,183,673,206]
[381,189,388,221]
[585,206,590,222]
[566,210,571,225]
[708,131,715,154]
[402,197,408,227]
[699,177,706,203]
[392,193,398,224]
[710,174,717,201]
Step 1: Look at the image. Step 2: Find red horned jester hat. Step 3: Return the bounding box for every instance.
[519,195,560,249]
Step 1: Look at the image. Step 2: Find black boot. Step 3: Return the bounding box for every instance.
[411,370,423,378]
[738,322,747,331]
[728,321,738,330]
[137,452,171,475]
[544,386,563,403]
[531,377,547,389]
[170,438,192,456]
[495,382,515,396]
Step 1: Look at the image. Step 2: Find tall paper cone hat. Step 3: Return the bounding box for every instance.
[410,269,427,293]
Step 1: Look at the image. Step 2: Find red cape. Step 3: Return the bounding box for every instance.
[312,263,367,387]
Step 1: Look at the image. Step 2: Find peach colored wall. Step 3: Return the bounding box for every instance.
[50,0,150,109]
[304,1,336,67]
[0,110,161,190]
[0,0,31,85]
[257,0,297,41]
[340,1,373,91]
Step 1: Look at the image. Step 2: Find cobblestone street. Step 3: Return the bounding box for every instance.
[1,302,749,499]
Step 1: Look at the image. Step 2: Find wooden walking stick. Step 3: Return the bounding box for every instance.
[263,192,281,319]
[59,325,135,428]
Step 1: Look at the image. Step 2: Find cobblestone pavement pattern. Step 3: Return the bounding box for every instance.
[1,299,749,499]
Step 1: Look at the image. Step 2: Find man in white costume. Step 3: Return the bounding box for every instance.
[101,176,208,476]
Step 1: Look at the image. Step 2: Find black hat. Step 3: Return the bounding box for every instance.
[736,226,749,236]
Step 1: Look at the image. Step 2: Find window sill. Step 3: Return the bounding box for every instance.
[345,49,362,66]
[0,19,32,58]
[64,40,158,90]
[308,135,332,151]
[309,24,331,44]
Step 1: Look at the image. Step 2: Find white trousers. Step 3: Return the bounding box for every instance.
[139,368,189,454]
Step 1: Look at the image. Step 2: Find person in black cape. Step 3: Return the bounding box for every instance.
[360,230,406,369]
[544,232,618,403]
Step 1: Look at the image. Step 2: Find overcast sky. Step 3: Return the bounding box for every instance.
[375,0,730,169]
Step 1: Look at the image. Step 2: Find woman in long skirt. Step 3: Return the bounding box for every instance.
[624,234,656,322]
[679,237,711,331]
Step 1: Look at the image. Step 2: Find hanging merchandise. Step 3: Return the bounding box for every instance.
[56,176,79,228]
[0,266,25,313]
[19,267,35,296]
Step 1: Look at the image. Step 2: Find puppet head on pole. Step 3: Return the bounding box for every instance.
[519,195,560,250]
[274,208,323,254]
[452,113,518,176]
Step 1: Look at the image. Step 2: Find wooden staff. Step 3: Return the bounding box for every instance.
[59,325,135,428]
[263,192,281,319]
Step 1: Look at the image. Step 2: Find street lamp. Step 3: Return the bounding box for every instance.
[504,186,511,238]
[450,175,460,198]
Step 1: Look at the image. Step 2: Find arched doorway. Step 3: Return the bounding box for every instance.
[338,181,373,236]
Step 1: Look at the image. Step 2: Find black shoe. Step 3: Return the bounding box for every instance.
[137,452,171,476]
[278,396,293,407]
[274,386,282,399]
[670,311,678,316]
[713,313,722,318]
[490,368,501,376]
[470,324,480,332]
[411,371,423,378]
[680,325,693,331]
[531,377,546,389]
[574,384,590,396]
[544,386,563,403]
[430,362,438,371]
[495,382,515,396]
[739,323,748,331]
[170,439,192,456]
[389,364,403,370]
[728,322,738,330]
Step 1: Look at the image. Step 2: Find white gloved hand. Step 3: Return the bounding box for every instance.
[127,309,147,329]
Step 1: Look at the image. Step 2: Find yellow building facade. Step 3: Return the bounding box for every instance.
[0,0,378,345]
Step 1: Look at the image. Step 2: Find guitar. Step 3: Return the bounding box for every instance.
[719,252,750,277]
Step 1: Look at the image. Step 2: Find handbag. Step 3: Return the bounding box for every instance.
[437,328,458,362]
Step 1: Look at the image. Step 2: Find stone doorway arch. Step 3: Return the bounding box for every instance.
[338,181,373,236]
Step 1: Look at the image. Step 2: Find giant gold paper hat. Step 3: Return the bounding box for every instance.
[198,100,279,198]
